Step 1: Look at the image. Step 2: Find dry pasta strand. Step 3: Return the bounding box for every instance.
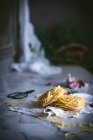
[50,95,84,111]
[38,85,67,107]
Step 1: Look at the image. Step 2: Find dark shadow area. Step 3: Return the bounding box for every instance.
[29,0,93,73]
[0,0,93,75]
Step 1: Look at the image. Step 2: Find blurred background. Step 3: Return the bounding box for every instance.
[0,0,93,76]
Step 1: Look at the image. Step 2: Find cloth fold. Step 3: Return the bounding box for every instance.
[11,0,62,76]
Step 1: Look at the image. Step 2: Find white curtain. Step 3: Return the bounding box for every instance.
[11,0,62,76]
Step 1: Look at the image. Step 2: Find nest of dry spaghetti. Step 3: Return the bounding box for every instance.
[38,85,84,111]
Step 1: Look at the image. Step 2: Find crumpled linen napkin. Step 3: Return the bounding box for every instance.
[9,93,93,118]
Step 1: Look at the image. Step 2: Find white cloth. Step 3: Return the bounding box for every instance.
[9,93,93,118]
[11,0,62,76]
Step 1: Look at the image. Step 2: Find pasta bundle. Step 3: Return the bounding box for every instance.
[38,85,67,107]
[50,95,84,111]
[38,85,85,111]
